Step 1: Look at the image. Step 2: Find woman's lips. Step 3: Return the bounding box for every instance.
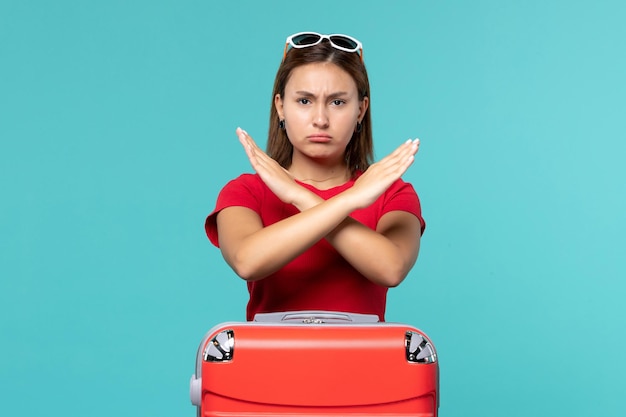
[308,134,332,143]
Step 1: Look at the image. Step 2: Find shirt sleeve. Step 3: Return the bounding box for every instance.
[381,179,426,235]
[204,174,262,247]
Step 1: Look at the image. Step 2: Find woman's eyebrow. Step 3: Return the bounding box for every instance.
[294,90,351,99]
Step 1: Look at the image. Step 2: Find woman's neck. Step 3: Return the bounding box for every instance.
[288,162,350,190]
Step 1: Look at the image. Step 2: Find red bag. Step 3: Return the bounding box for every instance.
[190,311,439,416]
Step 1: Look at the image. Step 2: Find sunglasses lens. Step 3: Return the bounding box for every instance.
[291,33,322,46]
[329,35,358,50]
[283,33,362,62]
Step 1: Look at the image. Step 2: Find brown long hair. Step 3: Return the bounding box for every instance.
[267,40,373,178]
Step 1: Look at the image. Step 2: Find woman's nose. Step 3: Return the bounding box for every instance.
[312,104,329,128]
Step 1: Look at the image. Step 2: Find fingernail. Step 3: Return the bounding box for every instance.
[413,138,420,145]
[405,139,412,144]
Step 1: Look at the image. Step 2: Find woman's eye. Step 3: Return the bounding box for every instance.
[331,99,345,106]
[298,98,311,105]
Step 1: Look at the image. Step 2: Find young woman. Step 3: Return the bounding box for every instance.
[205,32,425,321]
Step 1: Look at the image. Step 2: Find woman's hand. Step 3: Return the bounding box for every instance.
[236,127,311,207]
[348,138,420,208]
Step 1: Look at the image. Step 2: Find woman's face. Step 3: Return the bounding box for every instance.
[275,62,368,166]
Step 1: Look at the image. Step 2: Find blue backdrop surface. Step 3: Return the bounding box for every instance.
[1,1,625,416]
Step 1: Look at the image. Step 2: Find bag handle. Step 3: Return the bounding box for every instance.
[252,310,380,323]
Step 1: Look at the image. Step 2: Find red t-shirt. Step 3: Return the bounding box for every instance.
[205,173,425,321]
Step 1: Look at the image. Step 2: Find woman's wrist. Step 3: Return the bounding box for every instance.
[291,187,323,211]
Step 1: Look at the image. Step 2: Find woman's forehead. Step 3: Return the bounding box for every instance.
[285,62,358,94]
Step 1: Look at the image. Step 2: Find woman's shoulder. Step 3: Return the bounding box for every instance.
[383,176,416,194]
[221,173,265,192]
[226,172,262,185]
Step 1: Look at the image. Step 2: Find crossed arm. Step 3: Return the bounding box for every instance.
[216,128,422,287]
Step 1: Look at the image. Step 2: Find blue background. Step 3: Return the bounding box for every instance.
[2,1,625,416]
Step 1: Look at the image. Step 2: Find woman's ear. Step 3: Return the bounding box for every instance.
[358,96,369,122]
[274,94,285,120]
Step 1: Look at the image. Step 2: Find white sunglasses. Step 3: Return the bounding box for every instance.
[283,32,363,61]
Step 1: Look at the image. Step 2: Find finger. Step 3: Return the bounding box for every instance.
[377,139,420,176]
[239,128,274,164]
[411,138,420,154]
[242,129,268,156]
[400,139,420,169]
[237,128,287,179]
[378,139,418,167]
[236,128,256,162]
[406,138,420,159]
[236,127,250,149]
[396,138,420,161]
[387,139,413,159]
[236,127,254,150]
[391,138,419,159]
[237,128,270,165]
